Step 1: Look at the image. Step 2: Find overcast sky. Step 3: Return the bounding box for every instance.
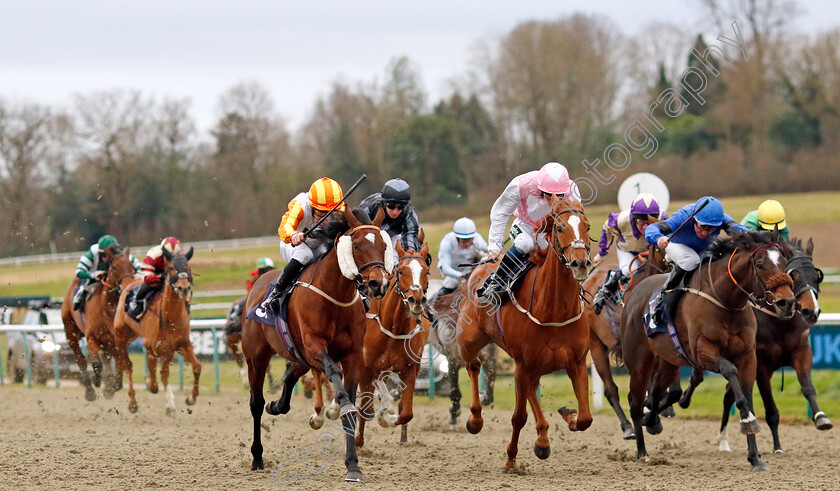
[1,1,837,135]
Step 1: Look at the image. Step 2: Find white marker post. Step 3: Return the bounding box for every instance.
[591,363,604,411]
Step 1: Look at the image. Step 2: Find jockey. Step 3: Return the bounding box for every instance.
[262,177,345,314]
[359,178,420,260]
[128,237,183,317]
[73,235,142,310]
[591,193,666,314]
[477,162,580,300]
[247,257,276,293]
[645,196,749,322]
[436,217,488,298]
[741,199,789,242]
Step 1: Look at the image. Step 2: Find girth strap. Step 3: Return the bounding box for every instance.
[508,293,584,327]
[294,281,361,307]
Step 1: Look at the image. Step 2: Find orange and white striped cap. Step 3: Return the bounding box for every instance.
[308,178,344,211]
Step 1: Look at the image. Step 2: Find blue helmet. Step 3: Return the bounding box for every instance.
[693,196,724,227]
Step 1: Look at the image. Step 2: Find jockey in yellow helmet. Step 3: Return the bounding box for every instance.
[262,177,345,313]
[741,199,788,242]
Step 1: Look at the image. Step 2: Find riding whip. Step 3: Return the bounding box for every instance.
[667,198,710,238]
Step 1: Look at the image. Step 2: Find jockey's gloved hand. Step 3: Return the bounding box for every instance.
[92,271,105,282]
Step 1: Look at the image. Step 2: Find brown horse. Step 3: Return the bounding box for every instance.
[456,197,593,471]
[61,250,138,401]
[679,237,832,453]
[354,235,431,448]
[113,247,200,415]
[617,231,796,471]
[584,245,669,440]
[241,207,390,482]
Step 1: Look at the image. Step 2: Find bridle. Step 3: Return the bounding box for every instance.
[392,254,430,306]
[786,253,823,299]
[338,224,391,288]
[100,256,136,294]
[703,243,793,311]
[165,256,194,301]
[549,208,590,269]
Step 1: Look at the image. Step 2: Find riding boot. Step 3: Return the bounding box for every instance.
[652,266,688,325]
[593,269,623,314]
[262,259,306,315]
[477,246,529,301]
[72,279,90,311]
[129,282,152,318]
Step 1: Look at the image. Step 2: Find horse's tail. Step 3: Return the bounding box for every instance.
[609,333,624,364]
[224,315,242,337]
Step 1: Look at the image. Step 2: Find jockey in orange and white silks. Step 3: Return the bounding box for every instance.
[478,162,581,300]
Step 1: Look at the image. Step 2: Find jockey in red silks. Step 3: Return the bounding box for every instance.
[477,162,581,300]
[128,237,183,316]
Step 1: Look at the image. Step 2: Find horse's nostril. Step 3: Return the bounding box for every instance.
[369,280,380,290]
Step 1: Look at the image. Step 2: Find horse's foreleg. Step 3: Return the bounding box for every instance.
[227,336,248,386]
[87,337,103,389]
[793,348,833,431]
[716,384,735,452]
[720,356,767,472]
[465,359,484,434]
[395,366,419,442]
[591,338,632,438]
[266,360,308,415]
[146,350,159,393]
[66,323,95,401]
[679,367,705,409]
[161,351,176,417]
[526,375,550,461]
[100,349,116,399]
[354,375,375,449]
[755,368,782,453]
[504,366,529,472]
[335,352,363,483]
[179,342,202,406]
[563,356,593,431]
[628,357,655,461]
[115,340,138,413]
[247,347,272,470]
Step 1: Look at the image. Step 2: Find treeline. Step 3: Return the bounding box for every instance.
[2,3,839,257]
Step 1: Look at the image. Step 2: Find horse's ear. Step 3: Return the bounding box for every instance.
[395,239,406,257]
[185,246,194,261]
[806,238,814,256]
[162,247,173,262]
[771,224,780,243]
[372,207,385,227]
[125,247,130,256]
[418,228,425,245]
[346,206,362,228]
[420,242,431,265]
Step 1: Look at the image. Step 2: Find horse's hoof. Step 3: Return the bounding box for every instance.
[558,406,578,426]
[309,414,325,430]
[773,448,784,455]
[637,453,650,462]
[622,427,636,440]
[251,459,264,471]
[661,406,676,418]
[103,389,114,400]
[166,407,176,417]
[814,413,833,431]
[149,386,159,394]
[466,418,483,434]
[503,459,517,472]
[740,419,761,435]
[84,388,97,402]
[185,396,196,406]
[533,443,551,460]
[344,469,363,482]
[325,402,340,420]
[265,401,282,416]
[751,462,769,472]
[129,404,139,414]
[645,420,663,435]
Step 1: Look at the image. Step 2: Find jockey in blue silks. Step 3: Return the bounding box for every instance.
[436,217,488,298]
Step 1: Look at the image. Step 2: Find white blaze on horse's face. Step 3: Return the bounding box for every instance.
[767,249,781,266]
[811,289,820,316]
[567,215,581,241]
[365,233,376,245]
[408,259,422,288]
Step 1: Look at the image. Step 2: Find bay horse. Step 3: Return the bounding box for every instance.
[61,249,138,401]
[426,250,499,429]
[112,247,200,415]
[241,207,391,483]
[583,244,670,440]
[353,234,432,448]
[616,230,796,471]
[223,297,279,392]
[679,237,832,453]
[456,197,593,471]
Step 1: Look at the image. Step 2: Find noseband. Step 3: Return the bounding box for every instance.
[392,254,429,305]
[337,224,390,288]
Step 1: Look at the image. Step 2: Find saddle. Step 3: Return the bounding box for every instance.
[125,284,162,321]
[245,274,309,367]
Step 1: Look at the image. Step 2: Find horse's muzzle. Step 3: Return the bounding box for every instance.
[366,278,389,299]
[570,259,591,282]
[801,307,819,324]
[773,297,796,320]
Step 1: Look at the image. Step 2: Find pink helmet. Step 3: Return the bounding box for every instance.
[536,162,571,195]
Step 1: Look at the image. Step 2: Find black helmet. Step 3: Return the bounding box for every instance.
[381,178,411,203]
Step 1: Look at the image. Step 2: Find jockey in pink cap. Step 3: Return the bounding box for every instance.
[477,162,580,300]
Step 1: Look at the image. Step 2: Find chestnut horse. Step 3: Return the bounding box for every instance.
[61,250,138,401]
[584,244,669,440]
[353,235,432,448]
[241,208,391,483]
[679,237,832,453]
[617,231,796,471]
[113,247,200,415]
[457,197,593,471]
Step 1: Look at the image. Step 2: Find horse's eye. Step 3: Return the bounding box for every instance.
[353,243,359,250]
[756,262,765,270]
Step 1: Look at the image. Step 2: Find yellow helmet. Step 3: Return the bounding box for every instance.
[308,178,344,211]
[757,199,786,230]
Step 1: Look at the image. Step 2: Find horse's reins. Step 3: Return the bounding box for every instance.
[370,253,429,341]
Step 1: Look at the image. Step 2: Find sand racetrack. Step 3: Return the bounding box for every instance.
[1,385,837,490]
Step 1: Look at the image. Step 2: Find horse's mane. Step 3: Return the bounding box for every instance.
[704,230,776,261]
[320,208,372,241]
[787,237,806,253]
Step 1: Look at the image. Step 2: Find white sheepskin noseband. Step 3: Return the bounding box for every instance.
[337,235,359,280]
[381,230,394,274]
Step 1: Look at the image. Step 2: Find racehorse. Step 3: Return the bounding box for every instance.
[112,247,200,415]
[456,197,593,471]
[616,230,796,471]
[583,244,669,440]
[61,250,137,401]
[354,235,432,448]
[426,248,499,429]
[224,297,279,392]
[241,207,391,483]
[678,237,832,453]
